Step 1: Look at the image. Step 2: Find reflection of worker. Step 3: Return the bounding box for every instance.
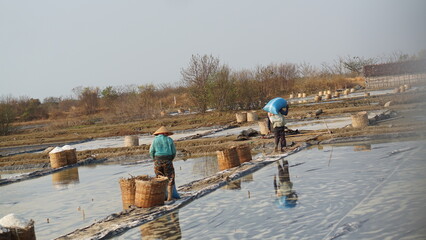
[268,106,289,152]
[273,159,298,208]
[150,126,177,201]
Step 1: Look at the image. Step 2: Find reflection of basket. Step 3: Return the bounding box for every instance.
[217,147,240,171]
[65,149,78,164]
[135,176,169,208]
[49,151,67,169]
[9,221,36,240]
[140,212,182,240]
[223,180,241,190]
[241,174,254,182]
[52,168,80,187]
[351,111,368,128]
[236,145,252,164]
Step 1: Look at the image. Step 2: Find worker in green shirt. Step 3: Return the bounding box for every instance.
[149,126,177,201]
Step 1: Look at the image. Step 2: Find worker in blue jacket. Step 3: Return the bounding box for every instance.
[150,126,177,201]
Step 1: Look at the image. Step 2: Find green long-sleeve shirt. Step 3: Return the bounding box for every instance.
[149,134,176,159]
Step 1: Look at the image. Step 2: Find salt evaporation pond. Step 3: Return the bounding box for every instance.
[116,139,426,240]
[0,155,222,240]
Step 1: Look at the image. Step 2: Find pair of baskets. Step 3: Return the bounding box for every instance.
[119,175,169,209]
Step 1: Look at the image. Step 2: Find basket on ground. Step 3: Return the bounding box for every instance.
[135,176,169,208]
[258,120,269,135]
[351,111,369,128]
[124,135,139,147]
[119,176,142,209]
[64,149,77,165]
[236,145,252,164]
[217,147,240,171]
[49,151,67,169]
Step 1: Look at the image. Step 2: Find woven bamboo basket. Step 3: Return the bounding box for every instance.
[235,112,247,123]
[217,147,240,171]
[64,149,77,165]
[119,175,145,209]
[8,221,36,240]
[135,176,168,208]
[297,93,302,98]
[351,111,369,128]
[334,92,340,98]
[302,93,306,98]
[247,112,258,122]
[49,151,67,169]
[344,89,350,95]
[289,94,294,99]
[314,95,322,102]
[236,144,252,164]
[258,120,269,135]
[350,88,355,93]
[124,135,139,147]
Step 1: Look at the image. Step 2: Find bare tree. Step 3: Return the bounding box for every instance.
[0,96,16,135]
[342,55,377,75]
[181,54,220,112]
[209,65,236,111]
[73,87,100,115]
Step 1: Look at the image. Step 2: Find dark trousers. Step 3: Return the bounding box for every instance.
[273,126,286,149]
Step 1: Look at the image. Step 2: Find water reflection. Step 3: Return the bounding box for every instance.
[353,144,372,152]
[241,173,254,182]
[223,179,241,190]
[140,211,182,240]
[52,167,80,189]
[191,156,218,178]
[273,160,298,208]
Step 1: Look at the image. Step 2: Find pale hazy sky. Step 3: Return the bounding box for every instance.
[1,0,425,100]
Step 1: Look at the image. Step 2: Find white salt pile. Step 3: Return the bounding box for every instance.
[0,213,32,229]
[50,146,64,154]
[62,145,75,150]
[50,145,76,154]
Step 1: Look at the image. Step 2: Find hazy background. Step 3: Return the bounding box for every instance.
[1,0,425,100]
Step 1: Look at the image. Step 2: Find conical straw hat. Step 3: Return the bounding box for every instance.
[153,126,173,135]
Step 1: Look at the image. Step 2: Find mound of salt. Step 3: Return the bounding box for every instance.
[0,214,32,229]
[62,145,75,150]
[50,146,64,154]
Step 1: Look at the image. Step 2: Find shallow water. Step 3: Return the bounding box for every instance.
[0,155,219,239]
[115,140,426,240]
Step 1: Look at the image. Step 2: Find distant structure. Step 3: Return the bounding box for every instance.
[363,59,426,89]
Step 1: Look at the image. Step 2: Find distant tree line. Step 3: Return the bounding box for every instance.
[0,50,424,135]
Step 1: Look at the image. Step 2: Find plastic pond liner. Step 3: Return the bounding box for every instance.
[115,139,426,240]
